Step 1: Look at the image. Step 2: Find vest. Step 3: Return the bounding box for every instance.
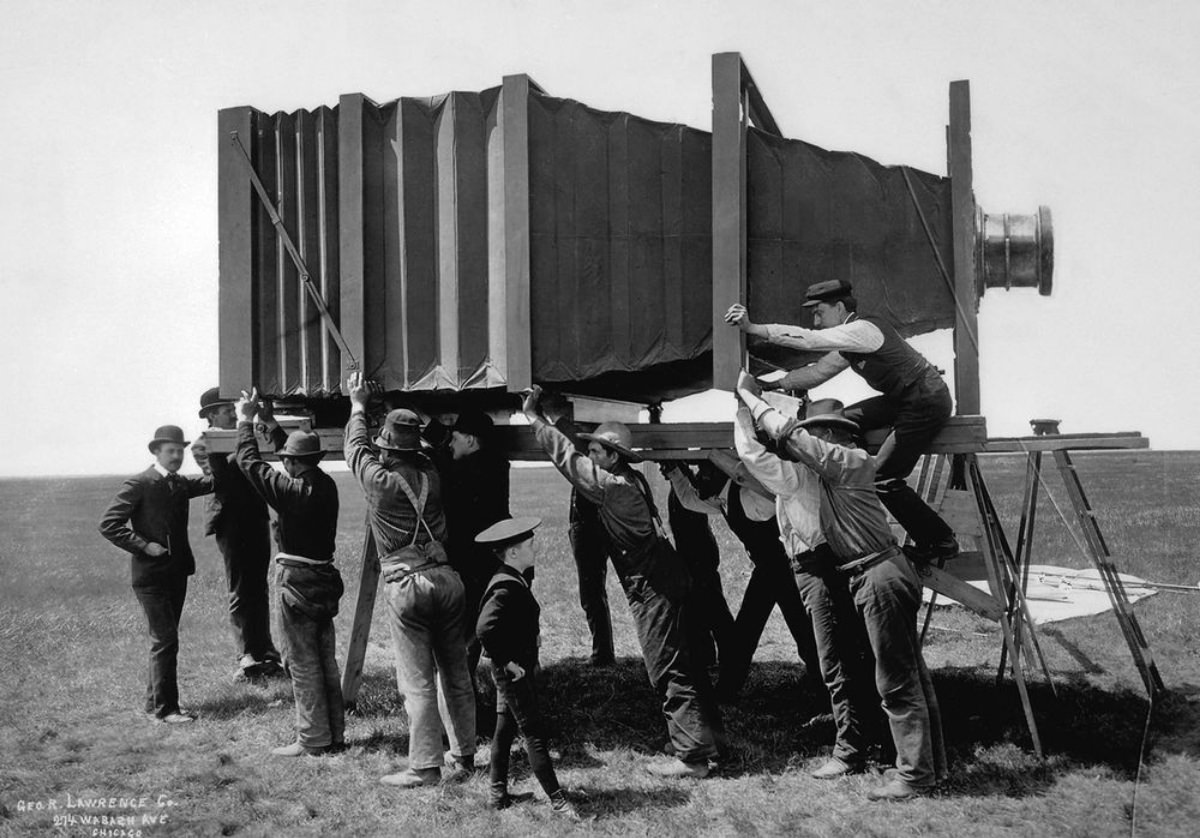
[841,315,936,398]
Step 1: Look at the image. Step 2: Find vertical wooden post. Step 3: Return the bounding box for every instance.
[947,81,980,415]
[500,74,533,391]
[218,107,256,396]
[338,94,368,387]
[712,53,747,391]
[340,526,380,706]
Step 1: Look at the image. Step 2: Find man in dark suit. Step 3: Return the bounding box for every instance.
[193,387,284,679]
[99,425,212,723]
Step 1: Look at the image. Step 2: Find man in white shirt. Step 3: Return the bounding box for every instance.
[725,280,958,562]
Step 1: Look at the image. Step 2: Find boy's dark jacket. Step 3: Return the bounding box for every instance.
[475,564,540,670]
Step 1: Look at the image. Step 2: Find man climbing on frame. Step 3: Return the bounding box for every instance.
[725,280,959,562]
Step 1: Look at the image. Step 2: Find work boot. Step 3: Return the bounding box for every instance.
[379,767,440,789]
[488,783,534,810]
[811,756,865,780]
[866,777,927,801]
[907,538,960,565]
[443,752,478,783]
[271,741,327,757]
[645,758,711,779]
[549,789,581,820]
[156,712,194,725]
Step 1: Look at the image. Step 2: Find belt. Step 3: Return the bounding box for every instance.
[790,547,833,574]
[835,545,901,576]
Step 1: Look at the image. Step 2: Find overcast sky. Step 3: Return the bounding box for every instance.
[2,0,1197,476]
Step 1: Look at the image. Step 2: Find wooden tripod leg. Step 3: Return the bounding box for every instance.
[341,526,381,707]
[992,453,1056,693]
[1052,450,1165,698]
[967,455,1043,758]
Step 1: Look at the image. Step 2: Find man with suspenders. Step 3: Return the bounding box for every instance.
[343,374,476,789]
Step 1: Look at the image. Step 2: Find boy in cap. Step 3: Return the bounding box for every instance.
[193,386,284,679]
[725,281,959,563]
[475,517,579,818]
[234,389,344,756]
[99,425,213,723]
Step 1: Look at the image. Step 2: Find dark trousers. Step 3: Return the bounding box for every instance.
[279,599,345,748]
[844,372,955,549]
[490,663,562,796]
[847,553,946,788]
[622,573,719,764]
[569,508,615,664]
[669,493,736,670]
[133,575,188,718]
[721,544,821,693]
[216,521,278,663]
[793,562,880,765]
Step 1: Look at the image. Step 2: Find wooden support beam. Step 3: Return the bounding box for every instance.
[218,107,257,396]
[985,433,1148,453]
[200,414,989,460]
[712,53,748,391]
[338,94,369,387]
[948,80,980,415]
[500,74,533,391]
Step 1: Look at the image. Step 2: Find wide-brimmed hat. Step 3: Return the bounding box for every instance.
[796,402,860,434]
[452,410,494,441]
[805,397,845,418]
[801,279,854,307]
[373,409,423,451]
[198,386,236,418]
[277,430,326,460]
[578,421,643,463]
[475,516,542,549]
[148,425,189,453]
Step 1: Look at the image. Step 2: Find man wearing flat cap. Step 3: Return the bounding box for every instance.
[736,371,945,801]
[424,409,511,689]
[344,374,476,788]
[726,280,959,563]
[234,389,344,757]
[523,386,721,779]
[99,425,213,723]
[193,386,285,679]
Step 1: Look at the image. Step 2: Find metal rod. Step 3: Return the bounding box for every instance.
[229,131,359,371]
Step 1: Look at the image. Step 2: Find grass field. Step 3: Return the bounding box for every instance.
[2,451,1199,837]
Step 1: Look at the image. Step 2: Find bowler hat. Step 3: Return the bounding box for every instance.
[801,279,854,307]
[578,421,643,463]
[148,425,190,453]
[198,387,236,418]
[374,409,423,451]
[476,516,542,549]
[277,430,325,460]
[452,410,494,441]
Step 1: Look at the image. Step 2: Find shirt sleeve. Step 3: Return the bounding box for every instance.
[531,417,614,505]
[665,466,723,516]
[752,405,865,485]
[235,421,298,511]
[777,352,852,391]
[763,319,884,353]
[98,476,149,555]
[734,405,801,497]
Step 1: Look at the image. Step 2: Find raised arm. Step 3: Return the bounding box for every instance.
[661,463,723,516]
[733,403,800,497]
[522,386,613,505]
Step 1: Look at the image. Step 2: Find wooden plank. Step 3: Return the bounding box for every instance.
[916,563,1004,622]
[712,52,747,391]
[985,433,1147,453]
[948,80,980,415]
[315,106,341,392]
[337,94,367,385]
[340,527,380,706]
[739,57,783,137]
[218,107,256,396]
[435,94,462,387]
[274,111,300,394]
